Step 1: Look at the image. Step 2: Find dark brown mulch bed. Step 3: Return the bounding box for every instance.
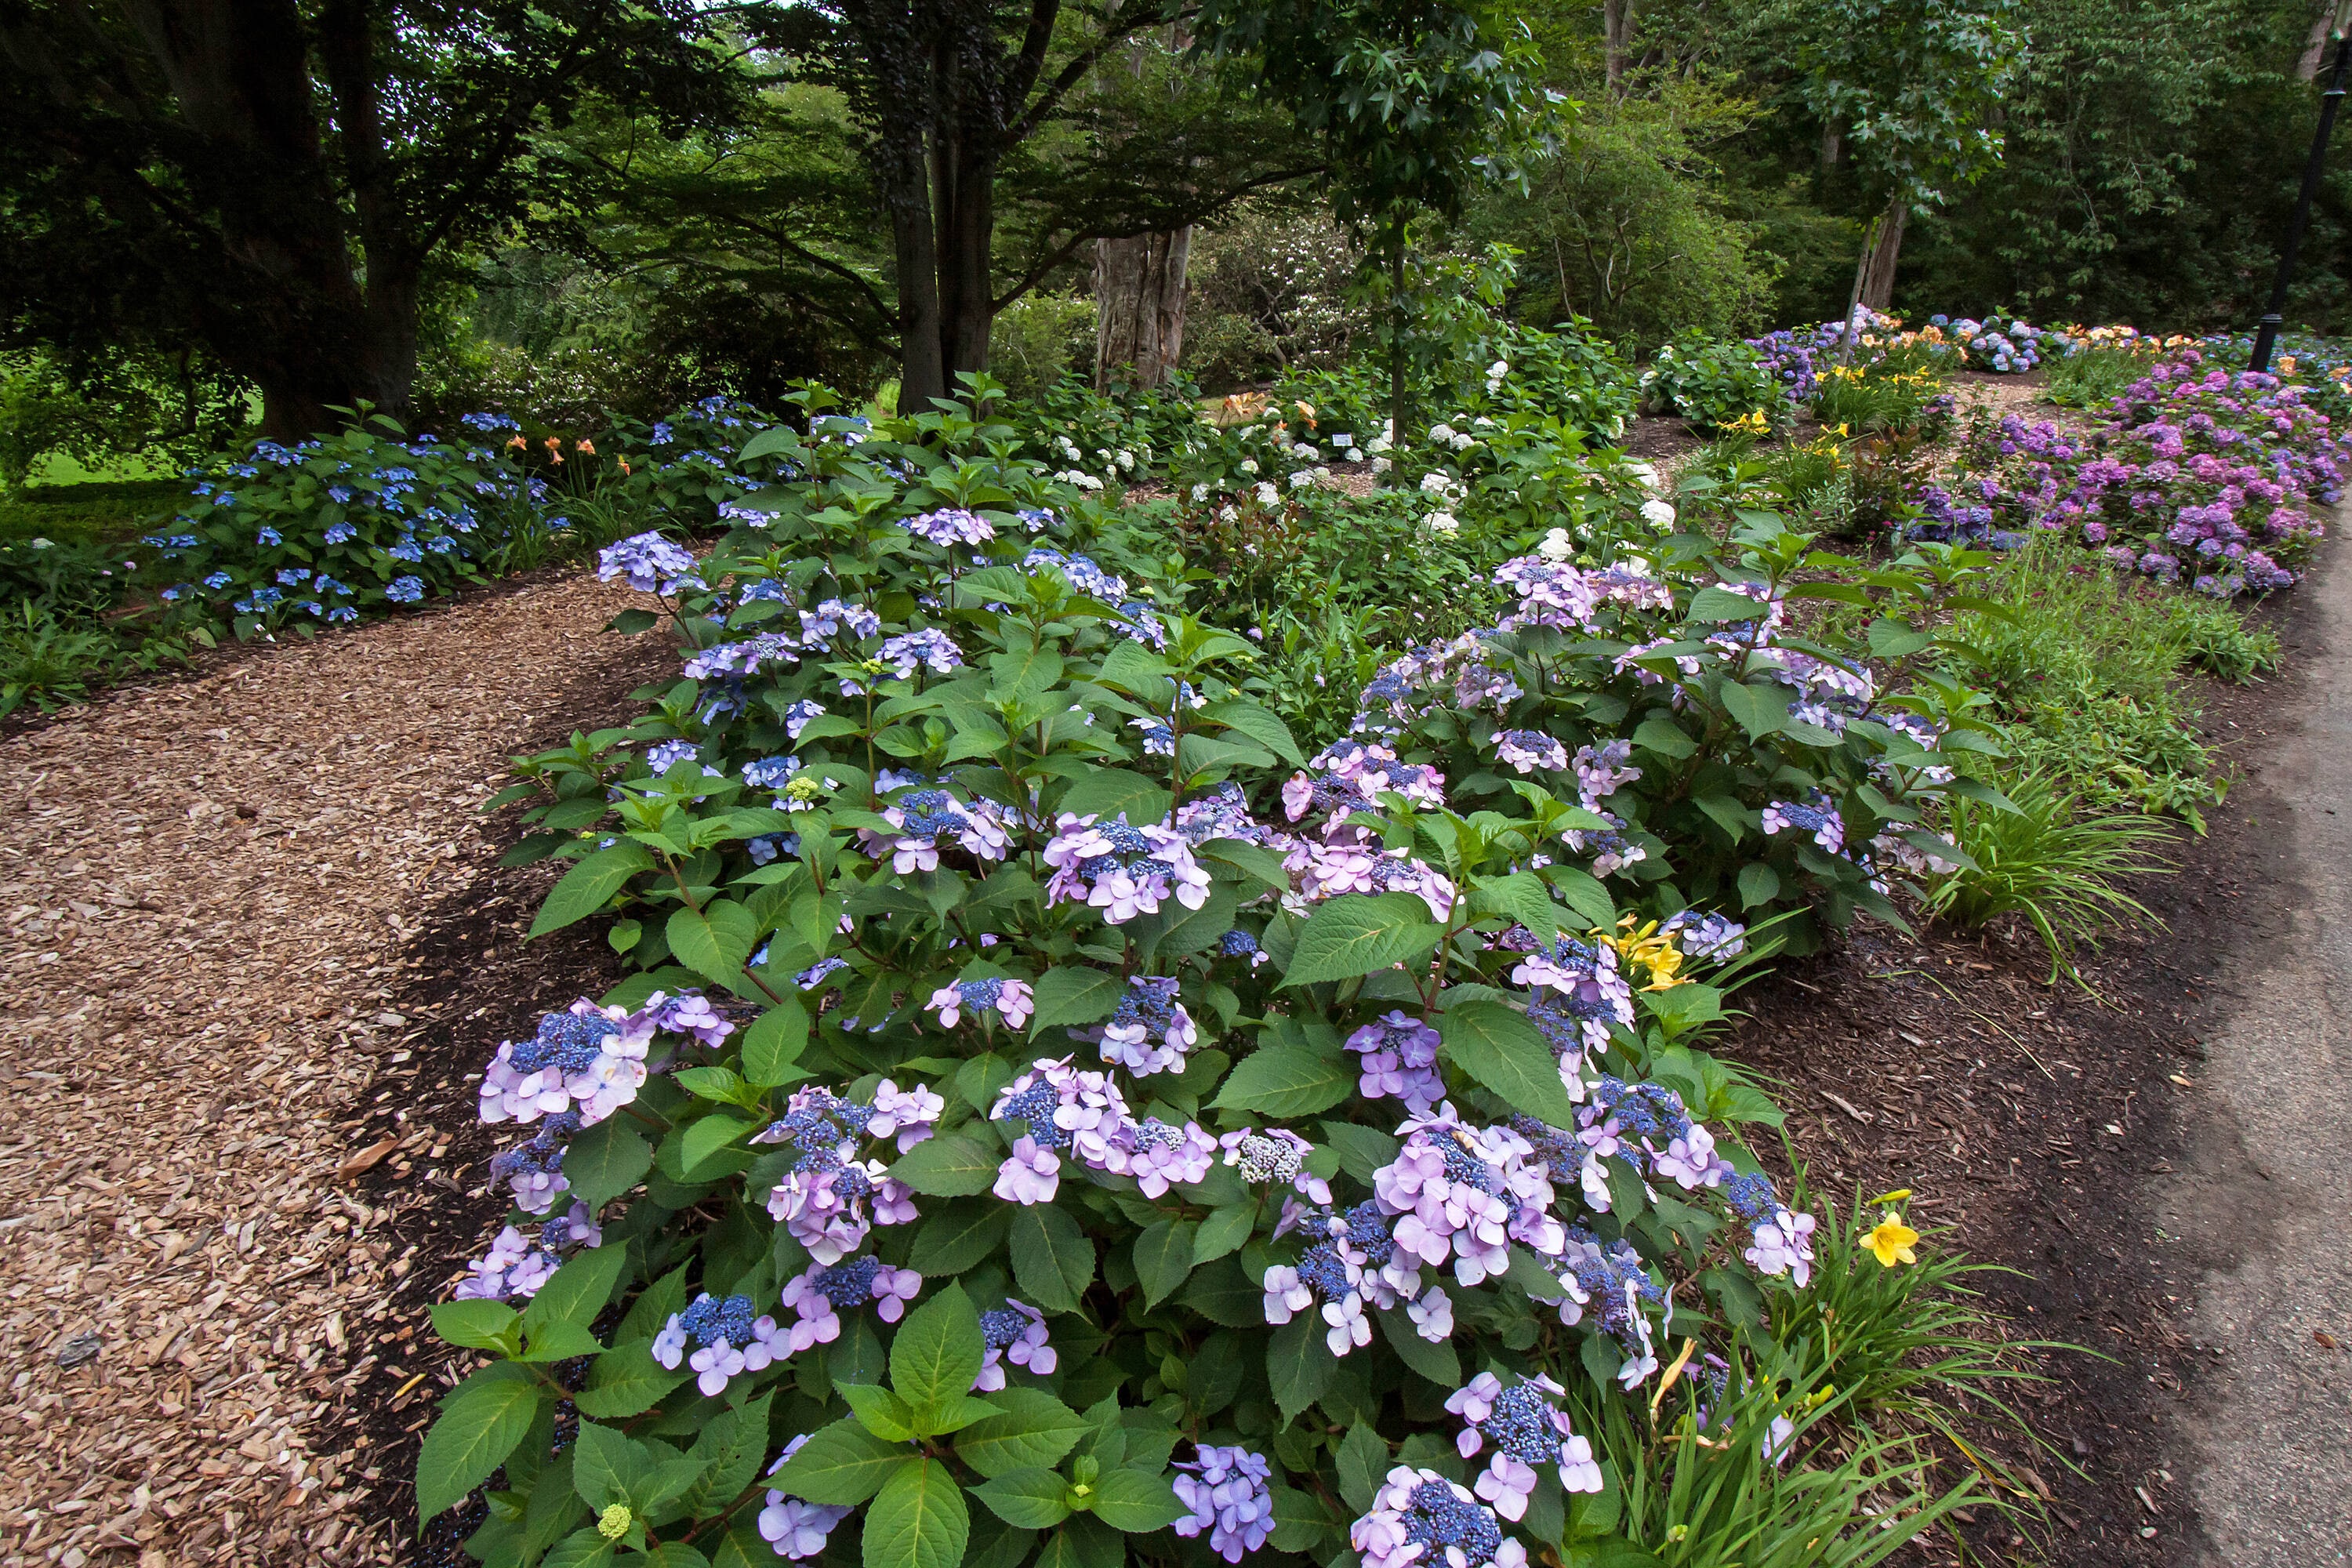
[1623,414,1708,462]
[1722,588,2312,1566]
[317,635,671,1564]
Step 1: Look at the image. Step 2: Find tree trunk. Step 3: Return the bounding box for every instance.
[884,134,947,414]
[1835,213,1876,368]
[2299,0,2349,79]
[1388,235,1408,456]
[1092,229,1192,389]
[939,139,998,387]
[117,0,384,437]
[1603,0,1635,102]
[1857,197,1907,311]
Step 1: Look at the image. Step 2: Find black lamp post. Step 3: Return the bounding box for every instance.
[2251,31,2352,374]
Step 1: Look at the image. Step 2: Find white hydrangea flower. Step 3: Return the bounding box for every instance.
[1538,527,1574,561]
[1639,498,1678,529]
[1426,511,1461,536]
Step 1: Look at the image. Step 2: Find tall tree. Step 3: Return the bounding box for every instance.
[1770,0,2024,309]
[0,0,738,437]
[1194,0,1554,446]
[764,0,1312,411]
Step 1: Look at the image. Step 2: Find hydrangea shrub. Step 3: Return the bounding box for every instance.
[1637,341,1783,432]
[420,456,1902,1563]
[143,413,546,633]
[1956,350,2345,596]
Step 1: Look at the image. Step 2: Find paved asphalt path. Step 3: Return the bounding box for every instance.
[2161,533,2352,1565]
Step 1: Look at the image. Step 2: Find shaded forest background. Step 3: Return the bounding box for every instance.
[4,0,2350,470]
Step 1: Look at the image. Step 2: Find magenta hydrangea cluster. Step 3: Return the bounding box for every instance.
[1961,351,2343,596]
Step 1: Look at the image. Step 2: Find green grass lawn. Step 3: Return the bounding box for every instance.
[0,477,184,546]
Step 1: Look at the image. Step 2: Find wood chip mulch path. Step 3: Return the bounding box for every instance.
[0,572,668,1568]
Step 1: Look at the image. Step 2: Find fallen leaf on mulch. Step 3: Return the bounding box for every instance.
[336,1137,401,1179]
[1822,1090,1875,1123]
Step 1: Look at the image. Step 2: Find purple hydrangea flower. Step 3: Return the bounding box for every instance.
[1350,1467,1527,1568]
[925,977,1035,1033]
[901,507,996,546]
[1446,1372,1603,1517]
[988,1057,1135,1200]
[1345,1011,1446,1113]
[753,1087,918,1262]
[1760,797,1843,853]
[778,1256,923,1351]
[877,627,963,677]
[477,1000,655,1127]
[1042,813,1213,923]
[760,1437,854,1558]
[684,633,800,680]
[1493,729,1568,775]
[974,1300,1057,1391]
[799,598,880,641]
[1218,1127,1333,1205]
[862,786,1013,872]
[651,1291,787,1396]
[1172,1446,1275,1562]
[1079,975,1198,1076]
[598,531,701,593]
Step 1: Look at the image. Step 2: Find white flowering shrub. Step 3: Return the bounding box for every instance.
[420,399,1906,1567]
[1636,341,1783,432]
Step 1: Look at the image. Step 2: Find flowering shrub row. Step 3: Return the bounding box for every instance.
[140,413,546,633]
[414,390,2000,1563]
[128,394,805,641]
[1954,350,2345,596]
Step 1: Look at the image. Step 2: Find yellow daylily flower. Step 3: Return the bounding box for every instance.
[1864,1214,1920,1268]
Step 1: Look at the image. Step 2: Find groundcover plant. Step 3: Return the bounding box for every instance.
[413,390,2002,1566]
